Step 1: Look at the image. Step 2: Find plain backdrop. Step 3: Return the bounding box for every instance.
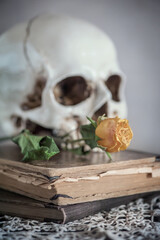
[0,0,160,154]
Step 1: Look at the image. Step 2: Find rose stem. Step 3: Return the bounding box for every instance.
[106,151,112,162]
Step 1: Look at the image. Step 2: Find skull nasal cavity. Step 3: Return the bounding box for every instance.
[105,75,121,102]
[53,76,92,106]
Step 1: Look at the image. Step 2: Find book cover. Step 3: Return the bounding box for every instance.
[0,143,160,205]
[0,189,159,224]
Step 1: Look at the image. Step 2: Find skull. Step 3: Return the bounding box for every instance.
[0,15,127,137]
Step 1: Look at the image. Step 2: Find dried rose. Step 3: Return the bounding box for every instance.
[95,116,133,153]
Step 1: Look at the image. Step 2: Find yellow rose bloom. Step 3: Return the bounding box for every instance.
[95,117,133,153]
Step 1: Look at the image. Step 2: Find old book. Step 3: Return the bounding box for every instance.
[0,189,159,223]
[0,143,160,205]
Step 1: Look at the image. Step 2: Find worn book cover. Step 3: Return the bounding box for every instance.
[0,189,159,223]
[0,143,160,205]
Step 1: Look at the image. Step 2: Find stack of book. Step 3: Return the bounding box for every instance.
[0,143,160,223]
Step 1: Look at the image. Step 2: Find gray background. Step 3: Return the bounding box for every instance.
[0,0,160,154]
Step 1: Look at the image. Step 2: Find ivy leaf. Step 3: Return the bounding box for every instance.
[12,130,60,162]
[80,124,100,149]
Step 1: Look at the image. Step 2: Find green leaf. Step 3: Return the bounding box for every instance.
[12,130,60,162]
[80,124,99,149]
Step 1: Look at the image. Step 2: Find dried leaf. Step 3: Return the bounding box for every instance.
[12,130,60,162]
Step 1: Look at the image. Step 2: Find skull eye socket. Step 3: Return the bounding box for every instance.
[105,75,121,102]
[53,76,92,106]
[21,77,46,110]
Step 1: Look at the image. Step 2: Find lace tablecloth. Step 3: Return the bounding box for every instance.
[0,195,160,240]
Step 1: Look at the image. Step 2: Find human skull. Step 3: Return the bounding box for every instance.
[0,15,127,137]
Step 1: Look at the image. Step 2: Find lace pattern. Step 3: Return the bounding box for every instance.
[0,196,160,240]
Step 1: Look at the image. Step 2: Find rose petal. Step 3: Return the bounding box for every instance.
[95,116,133,153]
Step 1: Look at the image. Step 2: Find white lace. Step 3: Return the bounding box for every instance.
[0,196,160,240]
